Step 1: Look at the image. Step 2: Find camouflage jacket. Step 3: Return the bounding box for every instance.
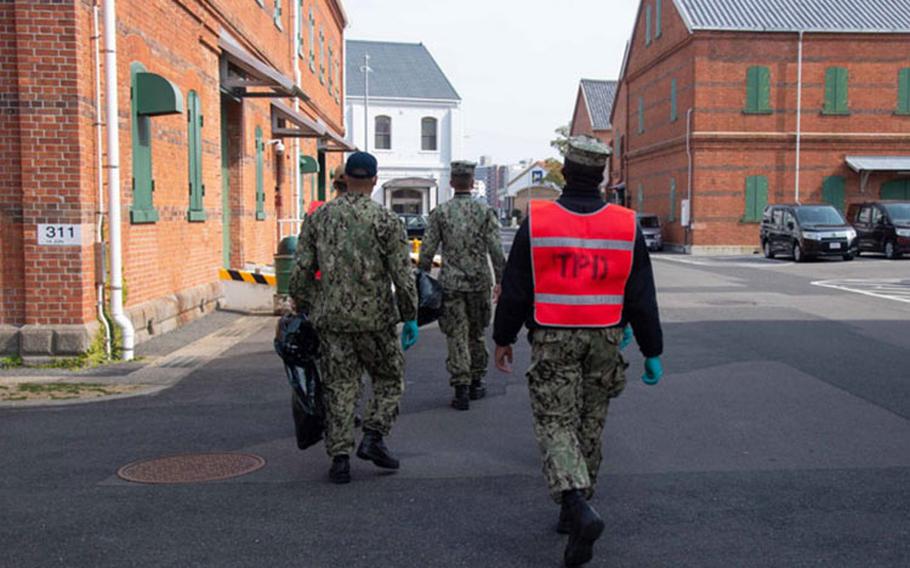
[290,192,418,332]
[417,194,506,292]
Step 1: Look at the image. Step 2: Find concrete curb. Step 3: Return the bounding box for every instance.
[0,316,272,409]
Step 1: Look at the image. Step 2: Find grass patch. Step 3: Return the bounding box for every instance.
[1,356,23,369]
[0,382,139,402]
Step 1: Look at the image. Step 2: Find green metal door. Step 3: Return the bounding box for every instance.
[881,179,910,200]
[220,97,232,268]
[317,151,327,201]
[822,176,846,212]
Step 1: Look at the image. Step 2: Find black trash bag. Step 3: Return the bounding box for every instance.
[416,270,444,327]
[274,313,325,450]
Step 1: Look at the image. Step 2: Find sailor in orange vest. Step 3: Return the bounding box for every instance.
[493,137,664,568]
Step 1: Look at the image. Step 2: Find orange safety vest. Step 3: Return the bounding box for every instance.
[530,200,637,327]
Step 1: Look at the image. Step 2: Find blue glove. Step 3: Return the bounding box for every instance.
[620,325,634,351]
[642,357,664,386]
[401,320,419,351]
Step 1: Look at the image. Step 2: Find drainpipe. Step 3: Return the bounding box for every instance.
[103,0,135,361]
[795,31,804,204]
[92,4,112,358]
[293,0,301,225]
[686,107,694,251]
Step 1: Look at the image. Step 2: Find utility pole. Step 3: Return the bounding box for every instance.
[360,53,372,152]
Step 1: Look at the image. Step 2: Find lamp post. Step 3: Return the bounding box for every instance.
[360,53,372,152]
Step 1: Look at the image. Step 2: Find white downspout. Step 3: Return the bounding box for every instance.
[293,0,301,224]
[686,107,694,251]
[103,0,135,360]
[795,31,804,204]
[92,4,112,358]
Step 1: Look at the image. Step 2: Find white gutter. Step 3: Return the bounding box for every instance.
[92,3,112,358]
[686,107,694,248]
[293,0,301,221]
[795,31,804,204]
[103,0,135,360]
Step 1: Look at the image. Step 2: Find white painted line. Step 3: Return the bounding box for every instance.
[654,256,792,269]
[812,279,910,305]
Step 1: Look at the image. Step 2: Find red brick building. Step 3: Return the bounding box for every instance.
[1,0,351,359]
[569,79,618,145]
[611,0,910,253]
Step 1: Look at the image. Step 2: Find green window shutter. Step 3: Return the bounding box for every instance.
[822,176,846,212]
[645,5,652,46]
[881,179,910,200]
[328,43,334,93]
[656,0,662,38]
[273,0,283,29]
[825,67,849,114]
[638,96,645,133]
[255,126,265,221]
[744,176,768,222]
[308,9,316,71]
[745,66,771,113]
[319,29,325,84]
[668,178,676,222]
[637,183,644,211]
[670,78,678,122]
[187,91,205,222]
[296,0,304,56]
[129,62,159,224]
[897,68,910,114]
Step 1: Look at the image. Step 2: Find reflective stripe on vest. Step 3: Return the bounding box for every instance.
[530,200,637,327]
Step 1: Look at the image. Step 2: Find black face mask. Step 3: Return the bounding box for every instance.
[562,160,605,196]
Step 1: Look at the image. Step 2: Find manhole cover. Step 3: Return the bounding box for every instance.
[117,453,266,485]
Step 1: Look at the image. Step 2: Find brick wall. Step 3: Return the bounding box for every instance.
[618,0,910,251]
[1,0,347,354]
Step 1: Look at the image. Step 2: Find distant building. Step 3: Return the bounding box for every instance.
[501,162,560,221]
[570,79,618,146]
[613,0,910,253]
[345,40,463,215]
[476,161,507,211]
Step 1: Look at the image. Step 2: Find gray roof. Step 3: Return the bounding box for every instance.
[846,156,910,172]
[579,80,618,131]
[346,40,460,101]
[675,0,910,33]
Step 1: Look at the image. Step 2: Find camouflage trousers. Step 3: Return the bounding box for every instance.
[526,328,628,504]
[439,289,492,387]
[319,326,405,458]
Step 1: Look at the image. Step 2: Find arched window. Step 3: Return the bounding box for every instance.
[421,117,438,151]
[375,115,391,150]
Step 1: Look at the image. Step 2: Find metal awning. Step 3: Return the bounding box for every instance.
[271,101,325,138]
[846,156,910,173]
[219,32,307,100]
[846,156,910,193]
[320,128,357,153]
[382,178,438,190]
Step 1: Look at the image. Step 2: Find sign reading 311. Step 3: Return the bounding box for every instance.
[37,224,82,246]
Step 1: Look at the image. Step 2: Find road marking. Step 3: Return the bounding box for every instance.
[812,279,910,304]
[654,255,792,269]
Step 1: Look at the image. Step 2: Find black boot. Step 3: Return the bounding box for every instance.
[356,429,400,470]
[562,490,605,567]
[469,379,487,400]
[451,385,470,411]
[328,455,350,484]
[556,501,571,534]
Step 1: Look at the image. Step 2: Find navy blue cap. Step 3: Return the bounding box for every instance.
[345,152,378,179]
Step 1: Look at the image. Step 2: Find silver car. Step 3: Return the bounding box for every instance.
[637,213,663,252]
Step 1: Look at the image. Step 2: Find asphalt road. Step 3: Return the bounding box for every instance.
[2,251,909,567]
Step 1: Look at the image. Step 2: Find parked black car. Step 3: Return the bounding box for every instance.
[399,214,428,239]
[760,204,857,262]
[637,213,663,252]
[846,201,910,259]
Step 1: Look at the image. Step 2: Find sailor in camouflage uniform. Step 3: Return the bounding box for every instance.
[418,161,506,411]
[291,151,419,485]
[493,138,664,567]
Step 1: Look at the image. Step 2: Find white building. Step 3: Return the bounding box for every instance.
[345,40,463,215]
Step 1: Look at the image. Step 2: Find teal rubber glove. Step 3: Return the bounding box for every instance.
[620,325,634,351]
[642,357,664,386]
[401,320,419,351]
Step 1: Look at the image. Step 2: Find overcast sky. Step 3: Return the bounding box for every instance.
[344,0,639,165]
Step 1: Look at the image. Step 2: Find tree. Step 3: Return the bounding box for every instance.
[542,158,565,188]
[550,125,570,157]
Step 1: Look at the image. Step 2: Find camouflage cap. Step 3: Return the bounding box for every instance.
[451,160,477,176]
[565,136,611,168]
